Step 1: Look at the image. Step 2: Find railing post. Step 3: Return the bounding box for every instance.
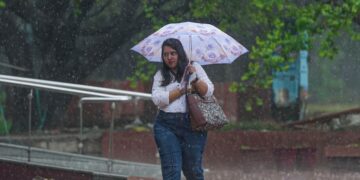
[27,89,33,162]
[108,102,116,172]
[78,97,131,173]
[133,96,143,125]
[78,102,84,154]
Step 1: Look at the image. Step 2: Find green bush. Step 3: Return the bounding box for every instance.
[0,117,11,135]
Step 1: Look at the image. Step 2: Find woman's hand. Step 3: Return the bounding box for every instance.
[169,87,186,103]
[179,87,186,95]
[186,84,196,94]
[188,72,198,84]
[185,63,207,96]
[186,64,199,84]
[186,64,196,74]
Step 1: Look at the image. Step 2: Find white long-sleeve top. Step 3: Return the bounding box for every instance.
[151,62,214,113]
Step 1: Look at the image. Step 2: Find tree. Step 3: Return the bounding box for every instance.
[131,0,360,110]
[0,0,225,131]
[0,0,152,131]
[225,0,360,109]
[0,0,358,131]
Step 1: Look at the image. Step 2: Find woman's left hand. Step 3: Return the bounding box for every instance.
[187,64,198,83]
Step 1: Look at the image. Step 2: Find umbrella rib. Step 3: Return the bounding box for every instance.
[210,36,231,63]
[189,35,192,62]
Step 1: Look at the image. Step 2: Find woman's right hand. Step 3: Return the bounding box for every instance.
[186,63,197,74]
[169,87,186,103]
[179,87,186,95]
[188,72,198,84]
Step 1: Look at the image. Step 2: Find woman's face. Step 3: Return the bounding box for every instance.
[162,45,179,71]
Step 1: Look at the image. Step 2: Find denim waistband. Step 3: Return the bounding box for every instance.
[158,110,188,118]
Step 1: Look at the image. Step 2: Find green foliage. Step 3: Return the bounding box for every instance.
[0,91,10,134]
[142,0,165,29]
[0,0,5,9]
[73,0,81,17]
[127,57,156,89]
[0,91,5,105]
[246,1,357,75]
[189,0,220,19]
[226,0,360,111]
[309,32,360,104]
[129,0,360,112]
[0,117,11,135]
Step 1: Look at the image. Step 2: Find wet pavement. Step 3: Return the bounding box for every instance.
[205,169,360,180]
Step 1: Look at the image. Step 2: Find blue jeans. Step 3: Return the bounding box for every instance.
[153,110,207,180]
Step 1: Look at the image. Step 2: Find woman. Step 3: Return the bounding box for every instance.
[152,38,214,180]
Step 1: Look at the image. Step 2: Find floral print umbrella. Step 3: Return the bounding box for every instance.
[131,22,248,65]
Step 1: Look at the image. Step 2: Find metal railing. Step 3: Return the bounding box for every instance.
[0,74,157,177]
[0,74,151,127]
[0,74,152,99]
[0,143,161,178]
[78,97,132,160]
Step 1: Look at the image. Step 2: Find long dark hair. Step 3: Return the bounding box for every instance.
[160,38,189,86]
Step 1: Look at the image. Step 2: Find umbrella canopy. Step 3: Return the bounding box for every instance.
[131,22,248,65]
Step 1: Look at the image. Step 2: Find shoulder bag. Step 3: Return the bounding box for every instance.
[184,65,229,131]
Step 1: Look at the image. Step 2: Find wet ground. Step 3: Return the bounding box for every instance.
[3,128,360,179]
[204,169,360,180]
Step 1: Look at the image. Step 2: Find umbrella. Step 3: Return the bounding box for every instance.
[131,22,248,65]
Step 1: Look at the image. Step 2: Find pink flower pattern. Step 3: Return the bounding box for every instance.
[132,22,248,65]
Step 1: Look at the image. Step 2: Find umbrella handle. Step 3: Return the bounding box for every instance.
[184,61,197,92]
[182,64,191,86]
[182,61,192,81]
